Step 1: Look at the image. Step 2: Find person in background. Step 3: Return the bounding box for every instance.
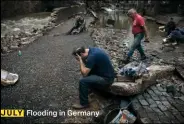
[66,15,86,35]
[124,8,149,63]
[165,17,176,36]
[72,46,115,109]
[166,27,184,43]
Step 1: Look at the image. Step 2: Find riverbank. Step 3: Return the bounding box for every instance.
[88,16,184,123]
[1,4,85,55]
[1,5,184,123]
[1,12,56,54]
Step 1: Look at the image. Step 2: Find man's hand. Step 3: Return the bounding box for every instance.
[143,25,150,42]
[76,54,82,61]
[76,54,91,77]
[75,56,79,61]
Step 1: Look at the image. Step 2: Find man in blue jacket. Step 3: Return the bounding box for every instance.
[72,46,115,109]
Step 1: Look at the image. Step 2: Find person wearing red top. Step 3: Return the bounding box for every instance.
[124,8,149,63]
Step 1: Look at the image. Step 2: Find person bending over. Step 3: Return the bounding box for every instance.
[166,28,184,43]
[165,18,176,36]
[72,46,115,109]
[66,15,86,35]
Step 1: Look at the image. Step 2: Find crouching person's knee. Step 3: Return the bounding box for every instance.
[79,78,87,86]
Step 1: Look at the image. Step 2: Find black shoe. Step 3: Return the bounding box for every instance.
[141,55,147,60]
[72,103,89,109]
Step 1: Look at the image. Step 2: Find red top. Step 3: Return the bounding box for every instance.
[132,14,145,35]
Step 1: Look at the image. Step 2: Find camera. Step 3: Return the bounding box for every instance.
[72,47,85,56]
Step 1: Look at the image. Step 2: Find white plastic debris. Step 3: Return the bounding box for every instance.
[1,70,19,86]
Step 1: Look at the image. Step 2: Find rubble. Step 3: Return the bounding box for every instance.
[110,65,175,96]
[89,27,177,96]
[1,18,56,53]
[90,28,130,72]
[1,8,66,54]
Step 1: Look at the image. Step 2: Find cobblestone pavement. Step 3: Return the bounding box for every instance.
[131,75,184,123]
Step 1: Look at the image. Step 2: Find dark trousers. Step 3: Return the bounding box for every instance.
[79,75,114,106]
[67,24,86,35]
[67,26,79,35]
[167,29,173,36]
[169,29,184,42]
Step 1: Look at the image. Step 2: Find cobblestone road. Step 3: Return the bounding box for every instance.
[131,76,184,123]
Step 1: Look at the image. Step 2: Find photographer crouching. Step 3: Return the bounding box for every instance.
[72,46,115,109]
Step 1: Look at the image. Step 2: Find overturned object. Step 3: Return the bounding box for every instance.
[1,70,19,86]
[110,65,175,96]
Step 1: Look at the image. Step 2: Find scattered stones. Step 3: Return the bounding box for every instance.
[90,28,129,72]
[1,20,56,53]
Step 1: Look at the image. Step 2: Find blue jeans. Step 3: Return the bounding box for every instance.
[79,75,114,106]
[127,33,145,58]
